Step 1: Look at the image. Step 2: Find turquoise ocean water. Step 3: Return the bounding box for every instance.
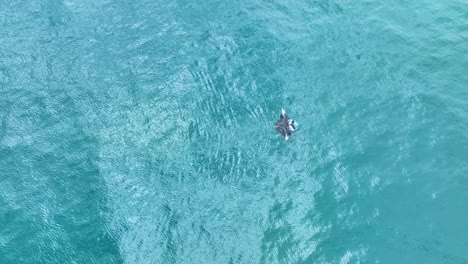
[1,0,468,263]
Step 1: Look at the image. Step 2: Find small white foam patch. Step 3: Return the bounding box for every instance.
[339,248,367,264]
[340,251,353,264]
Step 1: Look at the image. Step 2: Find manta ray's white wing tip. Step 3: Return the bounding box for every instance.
[281,108,286,115]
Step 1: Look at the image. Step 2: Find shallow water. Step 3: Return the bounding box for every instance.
[1,0,468,263]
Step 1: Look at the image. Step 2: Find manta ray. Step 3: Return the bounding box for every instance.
[274,108,296,140]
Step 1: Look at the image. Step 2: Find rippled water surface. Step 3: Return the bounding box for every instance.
[1,0,468,263]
